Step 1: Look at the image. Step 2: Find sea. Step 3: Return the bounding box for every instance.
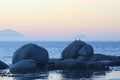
[0,41,120,80]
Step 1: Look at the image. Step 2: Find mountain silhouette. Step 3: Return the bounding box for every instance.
[0,29,27,41]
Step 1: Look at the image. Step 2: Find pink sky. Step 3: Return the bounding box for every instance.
[0,0,120,41]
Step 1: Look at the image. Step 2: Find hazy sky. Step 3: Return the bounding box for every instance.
[0,0,120,41]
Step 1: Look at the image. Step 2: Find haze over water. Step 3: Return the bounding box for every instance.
[0,0,120,41]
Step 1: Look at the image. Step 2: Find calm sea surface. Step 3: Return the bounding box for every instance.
[0,41,120,80]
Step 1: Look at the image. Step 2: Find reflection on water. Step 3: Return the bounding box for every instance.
[48,71,62,80]
[1,69,120,80]
[94,71,120,79]
[0,77,14,80]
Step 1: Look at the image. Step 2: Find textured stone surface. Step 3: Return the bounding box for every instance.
[12,44,49,67]
[10,59,36,73]
[78,45,94,57]
[61,40,86,59]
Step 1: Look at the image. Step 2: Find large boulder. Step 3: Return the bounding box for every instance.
[78,45,94,57]
[0,60,9,69]
[61,40,87,59]
[10,59,36,73]
[12,44,49,67]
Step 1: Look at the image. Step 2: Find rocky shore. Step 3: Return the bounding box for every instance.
[0,40,120,74]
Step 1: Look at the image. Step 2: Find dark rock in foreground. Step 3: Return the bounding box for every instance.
[61,40,87,59]
[10,59,36,74]
[0,60,9,69]
[46,58,88,70]
[12,44,49,67]
[45,57,109,70]
[55,59,78,70]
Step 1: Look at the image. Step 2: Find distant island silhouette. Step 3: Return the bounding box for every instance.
[0,29,27,41]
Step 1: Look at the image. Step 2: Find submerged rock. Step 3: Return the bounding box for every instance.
[61,40,87,59]
[10,59,36,73]
[91,54,119,61]
[12,44,49,67]
[0,60,9,69]
[78,45,94,57]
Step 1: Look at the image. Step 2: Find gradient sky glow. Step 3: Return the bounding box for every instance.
[0,0,120,41]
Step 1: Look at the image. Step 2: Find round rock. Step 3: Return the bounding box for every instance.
[78,45,94,57]
[12,44,49,67]
[10,59,36,73]
[61,40,87,59]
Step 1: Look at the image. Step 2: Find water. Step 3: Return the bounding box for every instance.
[0,41,120,80]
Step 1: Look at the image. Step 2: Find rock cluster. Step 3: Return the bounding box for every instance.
[62,40,94,59]
[45,40,120,71]
[47,40,95,70]
[1,40,120,74]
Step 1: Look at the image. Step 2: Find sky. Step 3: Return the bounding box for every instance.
[0,0,120,41]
